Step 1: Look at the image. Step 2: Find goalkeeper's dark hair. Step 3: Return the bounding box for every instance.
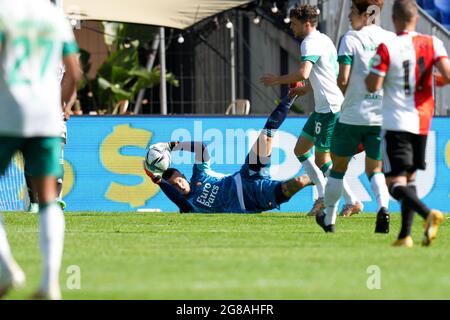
[162,168,181,181]
[290,5,320,26]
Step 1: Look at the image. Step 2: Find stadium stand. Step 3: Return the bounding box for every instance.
[434,0,450,30]
[418,0,450,31]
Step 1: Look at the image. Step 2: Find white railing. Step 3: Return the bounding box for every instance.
[321,0,450,115]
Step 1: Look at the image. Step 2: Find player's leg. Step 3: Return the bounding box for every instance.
[393,167,443,247]
[56,140,66,210]
[315,112,362,214]
[367,160,390,234]
[383,131,414,246]
[366,160,389,212]
[249,175,312,213]
[409,135,444,246]
[24,137,65,299]
[0,137,26,298]
[363,126,390,233]
[383,131,430,247]
[24,162,39,213]
[391,170,415,246]
[316,121,362,217]
[321,153,349,228]
[280,174,312,199]
[294,113,327,215]
[31,176,64,299]
[312,114,361,218]
[247,95,297,174]
[317,122,354,230]
[366,159,390,234]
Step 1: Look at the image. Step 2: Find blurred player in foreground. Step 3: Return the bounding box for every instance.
[144,96,314,213]
[0,0,80,299]
[25,65,77,213]
[261,5,362,217]
[316,0,395,233]
[366,0,450,247]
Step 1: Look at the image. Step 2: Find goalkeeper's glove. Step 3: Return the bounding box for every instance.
[149,141,179,153]
[143,161,162,184]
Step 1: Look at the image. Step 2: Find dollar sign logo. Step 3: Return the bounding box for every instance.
[62,159,75,198]
[446,140,450,197]
[446,140,450,169]
[100,124,158,208]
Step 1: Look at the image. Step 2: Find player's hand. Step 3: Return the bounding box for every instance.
[143,161,161,184]
[150,142,171,153]
[288,83,308,98]
[168,141,179,151]
[434,72,447,87]
[260,73,279,87]
[63,109,71,121]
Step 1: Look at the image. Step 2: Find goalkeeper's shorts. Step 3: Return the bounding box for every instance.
[239,157,283,213]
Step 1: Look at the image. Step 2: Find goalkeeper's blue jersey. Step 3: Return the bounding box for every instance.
[186,162,244,213]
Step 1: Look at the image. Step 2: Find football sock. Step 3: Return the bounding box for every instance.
[263,95,296,137]
[390,184,430,219]
[369,172,390,211]
[406,182,428,219]
[338,177,357,205]
[298,151,326,198]
[56,178,63,200]
[0,217,14,273]
[324,171,344,226]
[25,173,38,203]
[39,202,65,293]
[320,162,357,205]
[320,162,332,176]
[399,199,415,239]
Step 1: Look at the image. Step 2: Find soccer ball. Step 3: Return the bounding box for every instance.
[144,146,171,176]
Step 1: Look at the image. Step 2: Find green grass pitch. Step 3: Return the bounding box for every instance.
[2,212,450,300]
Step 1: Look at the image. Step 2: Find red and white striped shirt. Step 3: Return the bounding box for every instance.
[370,31,448,134]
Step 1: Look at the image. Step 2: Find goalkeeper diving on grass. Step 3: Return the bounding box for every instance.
[143,96,313,213]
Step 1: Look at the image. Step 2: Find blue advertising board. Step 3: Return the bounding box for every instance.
[54,116,449,213]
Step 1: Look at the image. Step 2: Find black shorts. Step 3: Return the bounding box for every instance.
[382,131,427,177]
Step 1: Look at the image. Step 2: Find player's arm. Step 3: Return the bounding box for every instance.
[337,34,356,94]
[288,81,312,98]
[365,73,384,93]
[260,61,313,87]
[158,180,194,213]
[61,72,78,120]
[143,167,193,213]
[172,141,210,164]
[434,58,450,86]
[60,14,81,106]
[149,141,210,164]
[366,43,390,93]
[337,64,351,94]
[62,54,81,107]
[432,36,450,87]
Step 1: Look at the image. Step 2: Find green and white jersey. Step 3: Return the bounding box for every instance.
[0,0,78,137]
[338,25,396,126]
[300,30,343,114]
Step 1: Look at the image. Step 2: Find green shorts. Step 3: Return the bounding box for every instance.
[0,137,62,178]
[301,111,340,152]
[331,122,382,160]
